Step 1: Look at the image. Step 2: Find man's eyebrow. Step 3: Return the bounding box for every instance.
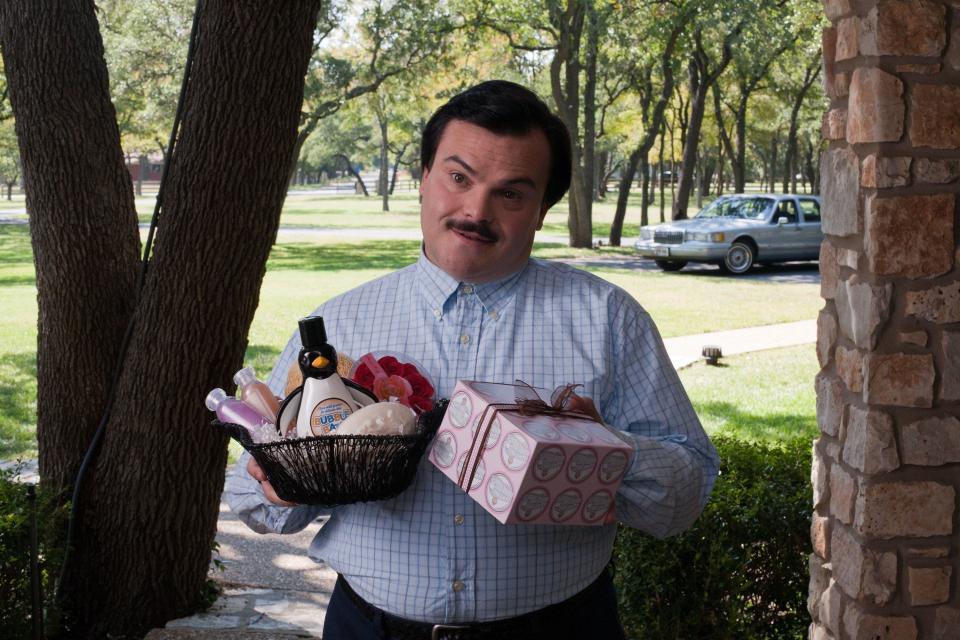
[442,154,538,189]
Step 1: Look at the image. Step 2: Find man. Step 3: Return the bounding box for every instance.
[226,80,718,639]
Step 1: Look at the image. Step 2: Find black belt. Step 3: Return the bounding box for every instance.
[337,569,610,640]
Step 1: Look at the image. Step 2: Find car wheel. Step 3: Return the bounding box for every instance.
[655,260,687,272]
[722,242,754,274]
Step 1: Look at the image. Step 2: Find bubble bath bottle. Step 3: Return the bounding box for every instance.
[295,316,355,437]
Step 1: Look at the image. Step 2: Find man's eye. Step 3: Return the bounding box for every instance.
[451,172,466,184]
[502,190,520,200]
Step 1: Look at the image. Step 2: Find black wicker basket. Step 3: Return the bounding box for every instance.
[221,399,446,506]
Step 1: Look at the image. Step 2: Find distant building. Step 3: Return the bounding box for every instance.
[125,152,164,183]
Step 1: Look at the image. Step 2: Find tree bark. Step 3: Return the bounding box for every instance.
[783,55,821,195]
[1,1,321,636]
[550,0,594,247]
[375,99,390,210]
[672,27,740,220]
[388,142,409,195]
[337,154,369,196]
[609,21,682,243]
[0,0,143,498]
[640,157,649,227]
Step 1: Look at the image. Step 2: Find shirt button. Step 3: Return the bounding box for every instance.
[488,310,499,320]
[459,334,470,345]
[461,285,474,295]
[454,514,464,525]
[452,580,465,592]
[433,309,441,319]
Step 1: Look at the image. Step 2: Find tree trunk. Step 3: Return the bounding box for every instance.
[640,156,649,227]
[376,106,389,211]
[610,147,640,246]
[672,59,706,221]
[1,1,321,636]
[784,57,821,195]
[0,0,143,499]
[336,154,368,196]
[388,142,409,196]
[659,120,666,222]
[770,134,778,193]
[136,153,146,196]
[550,0,593,247]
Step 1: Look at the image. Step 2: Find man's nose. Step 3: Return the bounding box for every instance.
[461,188,493,220]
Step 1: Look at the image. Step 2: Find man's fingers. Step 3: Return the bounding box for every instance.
[261,480,297,507]
[247,457,297,506]
[247,457,267,482]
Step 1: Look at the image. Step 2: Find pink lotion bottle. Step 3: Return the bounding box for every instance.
[205,388,273,436]
[233,366,280,422]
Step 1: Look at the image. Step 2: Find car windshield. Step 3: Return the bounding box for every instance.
[695,196,773,221]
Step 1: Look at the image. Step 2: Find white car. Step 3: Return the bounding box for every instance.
[634,194,823,274]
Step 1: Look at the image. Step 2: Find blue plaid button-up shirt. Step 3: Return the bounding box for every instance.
[225,251,718,623]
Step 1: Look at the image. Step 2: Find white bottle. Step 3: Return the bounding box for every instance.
[296,372,356,437]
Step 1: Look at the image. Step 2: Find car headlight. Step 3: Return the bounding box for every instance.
[687,231,725,243]
[640,227,653,240]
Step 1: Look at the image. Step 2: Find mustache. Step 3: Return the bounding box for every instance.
[446,219,498,241]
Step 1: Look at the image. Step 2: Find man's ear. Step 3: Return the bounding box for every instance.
[536,203,549,230]
[419,166,430,197]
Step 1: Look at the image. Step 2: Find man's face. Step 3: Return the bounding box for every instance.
[419,120,552,283]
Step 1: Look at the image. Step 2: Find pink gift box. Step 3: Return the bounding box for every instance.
[428,381,634,526]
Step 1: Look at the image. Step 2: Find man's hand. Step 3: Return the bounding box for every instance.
[567,394,603,423]
[247,457,297,507]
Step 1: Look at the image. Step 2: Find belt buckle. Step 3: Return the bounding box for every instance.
[431,623,471,640]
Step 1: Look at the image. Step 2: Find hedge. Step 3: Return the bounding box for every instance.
[0,464,67,640]
[613,435,813,640]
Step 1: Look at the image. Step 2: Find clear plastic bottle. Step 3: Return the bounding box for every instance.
[233,366,280,422]
[205,388,275,441]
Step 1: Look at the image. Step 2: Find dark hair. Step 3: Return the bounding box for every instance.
[420,80,572,209]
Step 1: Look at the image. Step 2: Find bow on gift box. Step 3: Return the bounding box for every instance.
[513,381,582,416]
[457,380,601,491]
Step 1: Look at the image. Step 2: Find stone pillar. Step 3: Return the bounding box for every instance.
[812,1,960,638]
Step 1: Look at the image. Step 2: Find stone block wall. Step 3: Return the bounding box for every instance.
[813,1,960,638]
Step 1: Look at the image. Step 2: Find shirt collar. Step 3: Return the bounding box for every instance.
[416,248,527,317]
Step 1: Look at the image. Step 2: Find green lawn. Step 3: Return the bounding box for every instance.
[679,344,819,444]
[0,193,823,459]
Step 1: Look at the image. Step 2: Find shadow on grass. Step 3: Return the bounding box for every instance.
[0,275,36,286]
[0,352,38,459]
[0,225,33,265]
[267,241,421,272]
[694,400,817,444]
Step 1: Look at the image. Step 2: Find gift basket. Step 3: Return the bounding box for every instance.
[221,399,446,505]
[209,316,445,506]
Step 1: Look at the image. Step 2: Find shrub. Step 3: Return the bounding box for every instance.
[0,464,68,640]
[613,435,813,640]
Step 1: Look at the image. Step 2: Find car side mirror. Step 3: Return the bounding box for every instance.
[776,217,788,226]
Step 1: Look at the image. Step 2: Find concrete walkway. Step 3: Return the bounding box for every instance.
[138,317,818,639]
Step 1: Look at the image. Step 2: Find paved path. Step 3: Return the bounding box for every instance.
[138,316,817,638]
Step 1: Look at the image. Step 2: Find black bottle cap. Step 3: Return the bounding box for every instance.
[298,316,328,348]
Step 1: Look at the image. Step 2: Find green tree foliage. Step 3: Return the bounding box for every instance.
[99,0,193,156]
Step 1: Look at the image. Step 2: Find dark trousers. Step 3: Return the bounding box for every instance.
[321,569,627,640]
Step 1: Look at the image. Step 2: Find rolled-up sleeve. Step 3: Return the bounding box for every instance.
[223,452,328,534]
[604,295,719,538]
